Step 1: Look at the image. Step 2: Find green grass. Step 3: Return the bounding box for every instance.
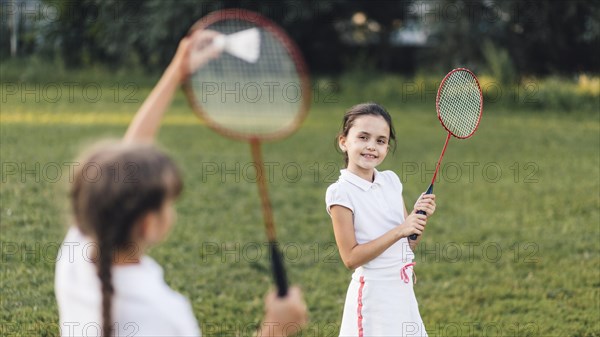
[1,80,599,336]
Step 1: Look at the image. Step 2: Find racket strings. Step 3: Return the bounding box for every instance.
[438,71,482,138]
[189,19,304,138]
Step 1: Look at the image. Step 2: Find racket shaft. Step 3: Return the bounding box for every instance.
[250,140,289,296]
[431,133,452,184]
[409,133,450,240]
[251,141,277,241]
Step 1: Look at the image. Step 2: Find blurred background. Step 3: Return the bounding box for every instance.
[1,1,599,336]
[3,0,600,73]
[2,0,599,110]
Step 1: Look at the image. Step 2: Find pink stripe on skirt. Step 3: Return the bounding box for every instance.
[339,262,427,337]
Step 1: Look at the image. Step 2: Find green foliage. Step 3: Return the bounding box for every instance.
[532,76,600,112]
[427,0,600,75]
[4,1,599,75]
[482,40,516,86]
[0,56,159,85]
[333,70,600,114]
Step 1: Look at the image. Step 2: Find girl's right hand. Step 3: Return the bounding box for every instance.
[259,286,308,337]
[398,211,427,238]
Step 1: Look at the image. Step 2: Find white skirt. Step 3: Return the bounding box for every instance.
[339,263,428,337]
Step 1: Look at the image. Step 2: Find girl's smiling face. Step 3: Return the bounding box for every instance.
[339,115,390,181]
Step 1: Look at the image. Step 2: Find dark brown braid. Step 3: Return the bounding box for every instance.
[70,141,182,336]
[336,102,397,167]
[98,236,115,335]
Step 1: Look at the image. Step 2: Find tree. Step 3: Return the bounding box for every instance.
[11,0,599,75]
[423,0,600,76]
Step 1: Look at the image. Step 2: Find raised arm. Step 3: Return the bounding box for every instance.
[330,205,426,269]
[124,29,222,143]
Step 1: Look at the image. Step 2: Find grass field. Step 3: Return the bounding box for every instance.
[1,78,599,336]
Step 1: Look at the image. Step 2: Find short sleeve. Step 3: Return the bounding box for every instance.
[325,183,354,215]
[387,170,403,194]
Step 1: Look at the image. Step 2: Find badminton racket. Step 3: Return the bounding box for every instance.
[184,9,311,296]
[409,68,483,240]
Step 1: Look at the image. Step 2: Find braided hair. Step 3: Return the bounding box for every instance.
[70,141,182,336]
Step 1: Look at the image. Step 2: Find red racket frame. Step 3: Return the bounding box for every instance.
[184,8,311,142]
[429,68,484,185]
[410,68,483,240]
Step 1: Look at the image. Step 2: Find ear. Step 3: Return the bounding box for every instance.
[338,135,347,152]
[135,211,161,244]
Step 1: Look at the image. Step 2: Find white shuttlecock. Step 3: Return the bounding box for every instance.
[213,28,260,63]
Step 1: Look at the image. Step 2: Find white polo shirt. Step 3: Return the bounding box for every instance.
[326,169,414,269]
[55,226,201,336]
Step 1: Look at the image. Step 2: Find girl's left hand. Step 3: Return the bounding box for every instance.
[173,29,223,81]
[414,193,436,217]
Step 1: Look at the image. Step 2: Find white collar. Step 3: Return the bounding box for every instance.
[340,169,385,191]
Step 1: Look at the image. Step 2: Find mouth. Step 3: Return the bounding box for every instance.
[361,153,378,159]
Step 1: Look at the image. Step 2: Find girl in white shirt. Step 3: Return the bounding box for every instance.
[55,29,307,337]
[326,103,436,337]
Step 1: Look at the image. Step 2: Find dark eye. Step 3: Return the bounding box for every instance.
[377,139,387,145]
[359,135,368,140]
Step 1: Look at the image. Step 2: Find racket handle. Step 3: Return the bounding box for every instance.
[269,241,289,297]
[408,184,434,241]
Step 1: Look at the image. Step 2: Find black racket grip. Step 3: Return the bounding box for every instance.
[408,210,427,240]
[408,184,434,241]
[269,241,289,297]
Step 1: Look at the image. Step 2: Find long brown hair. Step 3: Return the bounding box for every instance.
[70,141,183,336]
[336,102,397,167]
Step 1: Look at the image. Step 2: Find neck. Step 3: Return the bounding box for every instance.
[347,166,375,182]
[112,244,144,265]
